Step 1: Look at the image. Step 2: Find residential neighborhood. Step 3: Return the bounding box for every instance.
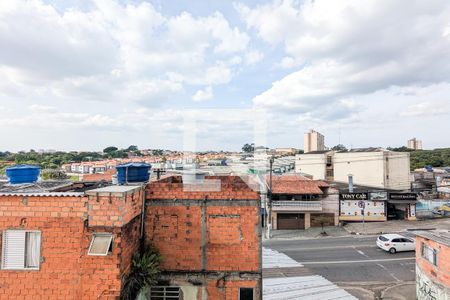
[1,0,450,299]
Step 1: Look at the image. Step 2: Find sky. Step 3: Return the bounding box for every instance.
[0,0,449,152]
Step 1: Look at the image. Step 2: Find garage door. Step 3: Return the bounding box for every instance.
[310,213,335,227]
[277,214,305,229]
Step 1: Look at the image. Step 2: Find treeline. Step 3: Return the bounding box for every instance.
[389,147,450,170]
[0,145,146,173]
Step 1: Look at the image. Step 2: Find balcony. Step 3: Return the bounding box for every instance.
[271,200,323,212]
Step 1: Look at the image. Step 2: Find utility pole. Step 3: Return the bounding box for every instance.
[267,156,274,239]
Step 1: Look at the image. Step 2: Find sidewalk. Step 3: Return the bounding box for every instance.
[343,218,450,235]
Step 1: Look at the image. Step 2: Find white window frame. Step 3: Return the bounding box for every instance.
[421,242,438,266]
[1,230,41,271]
[88,233,113,256]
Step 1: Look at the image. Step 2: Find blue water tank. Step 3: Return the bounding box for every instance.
[116,163,151,184]
[6,165,40,184]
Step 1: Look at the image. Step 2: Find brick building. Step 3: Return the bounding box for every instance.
[0,181,144,299]
[144,175,262,300]
[415,230,450,300]
[0,174,262,299]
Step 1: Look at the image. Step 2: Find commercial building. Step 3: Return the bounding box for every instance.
[303,130,325,153]
[408,138,423,150]
[145,174,262,299]
[268,175,339,230]
[296,148,411,190]
[415,230,450,300]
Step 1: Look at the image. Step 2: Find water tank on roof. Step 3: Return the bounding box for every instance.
[6,165,40,184]
[116,163,151,184]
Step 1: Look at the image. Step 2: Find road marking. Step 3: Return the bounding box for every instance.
[301,257,415,265]
[376,263,388,270]
[390,273,401,282]
[356,249,369,258]
[278,244,376,251]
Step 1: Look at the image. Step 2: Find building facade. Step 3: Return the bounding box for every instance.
[408,138,423,150]
[296,149,411,190]
[0,174,262,299]
[415,231,450,300]
[303,130,325,153]
[145,175,262,300]
[268,175,339,230]
[0,183,144,299]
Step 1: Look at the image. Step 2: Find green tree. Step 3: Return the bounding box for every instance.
[120,246,161,300]
[127,145,138,151]
[103,146,118,154]
[331,144,347,151]
[242,143,255,153]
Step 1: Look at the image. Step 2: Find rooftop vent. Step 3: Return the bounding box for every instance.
[5,165,40,184]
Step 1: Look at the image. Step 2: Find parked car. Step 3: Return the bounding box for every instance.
[376,234,415,254]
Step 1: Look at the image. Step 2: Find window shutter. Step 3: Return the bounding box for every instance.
[2,230,26,269]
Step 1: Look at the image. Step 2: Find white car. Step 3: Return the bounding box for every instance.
[376,234,415,254]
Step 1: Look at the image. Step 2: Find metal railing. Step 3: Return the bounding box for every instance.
[271,200,323,211]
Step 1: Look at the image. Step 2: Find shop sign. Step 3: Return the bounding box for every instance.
[389,193,417,201]
[339,192,368,200]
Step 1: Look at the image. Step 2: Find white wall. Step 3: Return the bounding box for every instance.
[295,153,327,179]
[385,151,411,190]
[334,152,385,188]
[339,200,386,221]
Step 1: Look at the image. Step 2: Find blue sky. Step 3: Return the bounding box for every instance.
[0,0,449,151]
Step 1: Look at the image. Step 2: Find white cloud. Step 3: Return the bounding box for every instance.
[0,0,249,107]
[192,86,213,102]
[245,50,264,65]
[400,102,450,117]
[238,0,450,120]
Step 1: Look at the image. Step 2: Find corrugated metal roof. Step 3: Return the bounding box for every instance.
[263,276,357,300]
[263,247,303,269]
[0,192,84,197]
[415,230,450,246]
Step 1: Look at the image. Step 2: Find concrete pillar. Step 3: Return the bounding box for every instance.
[272,212,277,230]
[304,213,311,229]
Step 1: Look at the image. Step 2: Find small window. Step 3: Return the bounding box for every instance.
[239,288,254,300]
[150,286,182,299]
[88,233,113,256]
[1,230,41,270]
[421,243,438,266]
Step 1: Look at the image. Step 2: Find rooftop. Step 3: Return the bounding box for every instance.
[0,180,112,196]
[268,175,328,195]
[415,230,450,247]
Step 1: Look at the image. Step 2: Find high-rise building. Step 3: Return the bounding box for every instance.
[304,129,325,153]
[407,138,423,150]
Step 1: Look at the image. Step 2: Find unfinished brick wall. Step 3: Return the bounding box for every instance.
[145,175,262,300]
[87,188,143,227]
[0,186,143,300]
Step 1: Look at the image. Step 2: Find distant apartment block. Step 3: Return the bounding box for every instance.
[407,138,423,150]
[295,148,411,190]
[303,130,325,153]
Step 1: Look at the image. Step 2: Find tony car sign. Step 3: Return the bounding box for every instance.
[339,192,368,200]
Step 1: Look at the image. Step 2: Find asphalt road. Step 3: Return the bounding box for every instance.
[263,234,416,283]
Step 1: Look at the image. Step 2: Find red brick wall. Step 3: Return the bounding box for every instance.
[145,205,202,270]
[0,193,142,300]
[206,206,259,272]
[206,279,259,300]
[416,236,450,287]
[87,188,143,227]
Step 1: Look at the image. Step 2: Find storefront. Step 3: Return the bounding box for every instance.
[387,193,417,221]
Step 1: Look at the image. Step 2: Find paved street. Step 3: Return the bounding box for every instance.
[264,235,417,299]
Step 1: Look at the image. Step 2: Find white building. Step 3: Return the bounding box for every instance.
[304,130,325,153]
[407,138,423,150]
[296,148,411,190]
